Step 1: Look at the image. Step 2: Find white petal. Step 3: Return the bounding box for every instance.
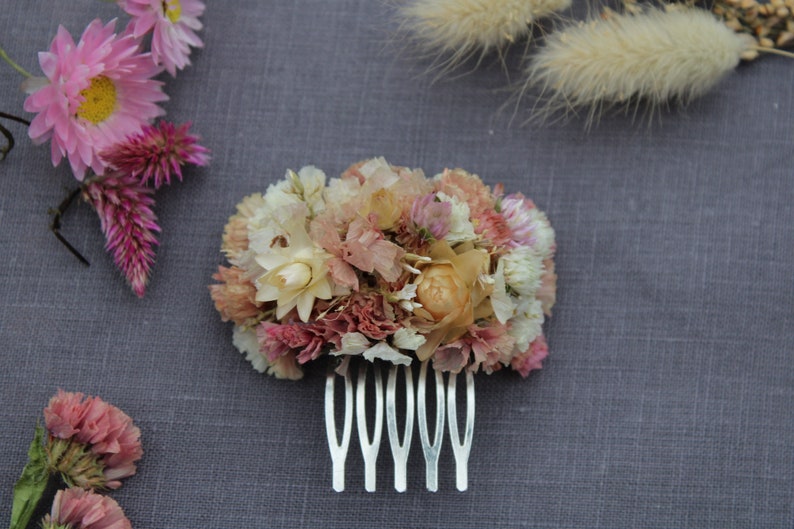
[363,342,413,366]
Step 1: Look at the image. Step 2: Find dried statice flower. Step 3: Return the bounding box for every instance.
[44,390,143,490]
[100,121,210,189]
[82,173,160,298]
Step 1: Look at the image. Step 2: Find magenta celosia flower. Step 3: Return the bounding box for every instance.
[23,19,167,181]
[42,488,132,529]
[120,0,205,76]
[82,173,160,298]
[44,390,143,489]
[100,121,210,189]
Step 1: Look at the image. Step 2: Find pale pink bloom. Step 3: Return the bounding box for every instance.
[222,193,265,260]
[44,390,143,489]
[327,257,359,290]
[501,193,556,259]
[120,0,205,76]
[433,322,515,374]
[209,266,261,326]
[82,173,160,298]
[340,217,404,282]
[537,260,557,316]
[511,334,549,377]
[24,19,166,181]
[474,208,513,248]
[258,321,338,364]
[100,121,209,188]
[43,488,131,529]
[410,193,451,240]
[434,168,495,217]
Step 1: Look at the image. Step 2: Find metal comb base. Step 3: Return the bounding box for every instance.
[325,360,474,492]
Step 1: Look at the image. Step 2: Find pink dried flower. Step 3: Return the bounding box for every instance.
[537,260,557,316]
[42,487,131,529]
[259,321,337,364]
[82,173,160,298]
[433,322,515,374]
[44,390,142,489]
[511,334,549,377]
[23,19,166,181]
[100,121,210,189]
[434,168,495,216]
[120,0,205,76]
[473,208,513,248]
[209,266,261,326]
[410,193,451,240]
[340,217,405,282]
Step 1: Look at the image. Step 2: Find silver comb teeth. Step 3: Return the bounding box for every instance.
[325,360,475,492]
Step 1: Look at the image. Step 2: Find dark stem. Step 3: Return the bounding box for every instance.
[0,111,30,161]
[49,188,91,267]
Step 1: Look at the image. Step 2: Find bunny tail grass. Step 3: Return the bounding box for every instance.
[525,7,755,123]
[398,0,571,73]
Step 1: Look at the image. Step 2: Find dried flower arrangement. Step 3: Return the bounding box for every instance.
[210,157,557,380]
[0,0,209,297]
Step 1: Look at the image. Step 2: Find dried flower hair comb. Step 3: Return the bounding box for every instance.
[210,157,557,491]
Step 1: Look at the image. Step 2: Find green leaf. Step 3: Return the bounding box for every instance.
[9,425,50,529]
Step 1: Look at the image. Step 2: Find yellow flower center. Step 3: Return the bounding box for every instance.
[76,76,117,125]
[163,0,182,23]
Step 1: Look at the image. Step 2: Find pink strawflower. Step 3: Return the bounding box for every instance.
[101,121,210,189]
[42,488,132,529]
[24,19,166,181]
[411,193,451,240]
[44,390,143,489]
[82,173,160,298]
[511,335,549,378]
[209,265,261,326]
[120,0,205,76]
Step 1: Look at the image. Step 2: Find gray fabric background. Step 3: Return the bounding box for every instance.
[1,1,792,527]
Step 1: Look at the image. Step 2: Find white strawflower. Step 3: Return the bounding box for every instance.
[232,326,269,374]
[502,246,544,296]
[436,191,476,243]
[392,327,426,351]
[527,7,755,122]
[508,298,544,353]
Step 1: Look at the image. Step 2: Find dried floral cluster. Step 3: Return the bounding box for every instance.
[9,391,143,529]
[1,1,210,296]
[211,158,557,379]
[395,0,793,121]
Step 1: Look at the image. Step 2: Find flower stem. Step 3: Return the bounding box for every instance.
[0,46,33,78]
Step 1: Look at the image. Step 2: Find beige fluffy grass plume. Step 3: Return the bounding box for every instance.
[398,0,571,69]
[526,7,756,121]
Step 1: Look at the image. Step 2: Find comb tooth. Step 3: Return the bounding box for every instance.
[447,370,475,492]
[417,361,445,492]
[356,362,383,492]
[386,364,415,492]
[325,370,353,492]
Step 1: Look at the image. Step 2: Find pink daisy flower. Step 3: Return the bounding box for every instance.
[42,488,132,529]
[100,121,210,189]
[120,0,205,76]
[23,19,167,181]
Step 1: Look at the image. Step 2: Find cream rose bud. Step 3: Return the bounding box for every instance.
[414,263,470,320]
[269,262,313,290]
